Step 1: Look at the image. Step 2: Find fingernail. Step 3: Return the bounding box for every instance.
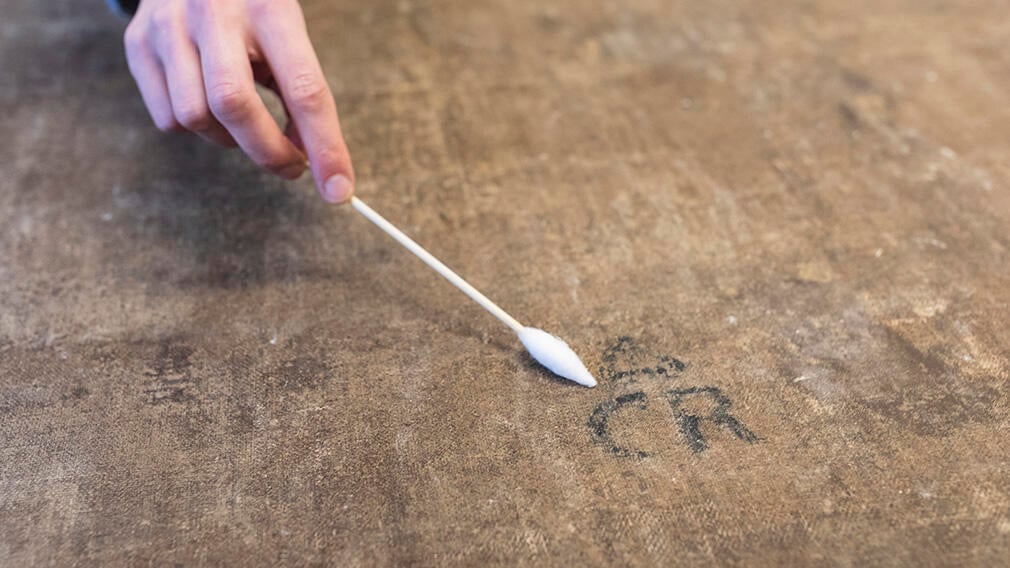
[279,162,306,180]
[323,174,353,203]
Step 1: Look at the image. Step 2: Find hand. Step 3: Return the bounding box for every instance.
[124,0,355,203]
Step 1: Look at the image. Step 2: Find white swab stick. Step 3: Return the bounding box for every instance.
[350,197,524,334]
[349,196,597,388]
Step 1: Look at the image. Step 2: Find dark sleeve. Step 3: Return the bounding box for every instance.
[106,0,140,18]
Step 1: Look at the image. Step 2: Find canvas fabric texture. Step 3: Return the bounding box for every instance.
[2,0,1009,565]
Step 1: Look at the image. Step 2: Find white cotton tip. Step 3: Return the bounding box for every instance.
[517,327,597,388]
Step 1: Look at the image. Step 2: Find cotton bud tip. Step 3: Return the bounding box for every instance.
[517,327,597,387]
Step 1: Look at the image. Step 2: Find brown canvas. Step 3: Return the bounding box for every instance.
[2,0,1009,565]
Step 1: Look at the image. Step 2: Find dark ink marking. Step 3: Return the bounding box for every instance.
[142,341,196,405]
[61,385,90,402]
[588,391,651,459]
[599,336,687,385]
[143,385,194,405]
[600,336,637,364]
[665,386,759,453]
[589,337,758,457]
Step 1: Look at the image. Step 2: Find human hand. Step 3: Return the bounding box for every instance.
[124,0,354,203]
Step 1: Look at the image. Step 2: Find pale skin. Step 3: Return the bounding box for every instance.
[124,0,354,203]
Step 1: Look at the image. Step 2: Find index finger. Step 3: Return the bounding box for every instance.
[253,3,355,203]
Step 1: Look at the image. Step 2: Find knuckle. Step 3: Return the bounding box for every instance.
[123,25,146,52]
[148,8,186,53]
[285,73,330,111]
[207,81,252,122]
[313,145,349,168]
[149,6,175,29]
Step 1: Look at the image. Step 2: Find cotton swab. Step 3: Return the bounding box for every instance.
[349,197,596,388]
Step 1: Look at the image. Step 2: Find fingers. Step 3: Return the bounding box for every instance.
[156,24,236,147]
[253,2,355,203]
[126,0,341,186]
[124,24,179,132]
[264,80,307,153]
[198,25,308,179]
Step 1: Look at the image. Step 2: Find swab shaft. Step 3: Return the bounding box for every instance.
[350,197,525,334]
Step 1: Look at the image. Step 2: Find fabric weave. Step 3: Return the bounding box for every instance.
[3,0,1009,565]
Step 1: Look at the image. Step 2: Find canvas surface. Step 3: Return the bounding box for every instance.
[2,1,1009,565]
